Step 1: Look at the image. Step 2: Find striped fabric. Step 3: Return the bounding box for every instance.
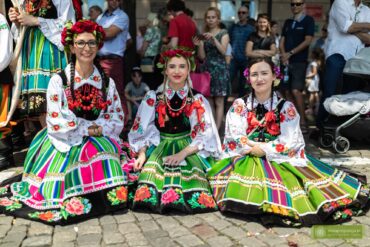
[132,132,217,213]
[11,128,127,210]
[20,27,66,116]
[208,154,369,225]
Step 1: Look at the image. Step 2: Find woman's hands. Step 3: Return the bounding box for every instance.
[134,147,147,171]
[163,152,187,166]
[8,8,39,27]
[242,140,266,157]
[88,123,103,137]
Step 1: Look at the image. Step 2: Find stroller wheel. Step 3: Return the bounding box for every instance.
[334,137,350,154]
[320,133,334,148]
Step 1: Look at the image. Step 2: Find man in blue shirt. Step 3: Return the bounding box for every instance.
[98,0,129,122]
[280,0,314,133]
[229,5,255,97]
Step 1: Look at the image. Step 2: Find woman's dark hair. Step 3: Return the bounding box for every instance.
[311,47,325,71]
[184,8,194,17]
[167,0,186,12]
[89,5,102,14]
[247,57,276,111]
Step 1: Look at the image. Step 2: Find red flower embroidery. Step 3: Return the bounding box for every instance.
[234,104,243,115]
[266,122,280,135]
[119,115,124,121]
[228,141,237,150]
[287,105,296,119]
[104,114,110,120]
[161,189,179,204]
[288,149,296,157]
[132,117,140,131]
[134,186,151,201]
[116,187,128,201]
[68,121,76,127]
[51,94,59,102]
[280,113,285,123]
[53,125,60,131]
[116,107,121,112]
[39,211,54,221]
[75,77,81,83]
[343,209,353,216]
[156,101,167,128]
[191,130,197,139]
[93,75,100,82]
[146,98,155,106]
[197,192,216,208]
[113,95,118,101]
[300,149,305,158]
[51,112,58,118]
[65,197,84,215]
[275,144,285,152]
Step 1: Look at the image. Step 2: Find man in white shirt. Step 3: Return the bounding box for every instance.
[98,0,129,122]
[317,0,370,127]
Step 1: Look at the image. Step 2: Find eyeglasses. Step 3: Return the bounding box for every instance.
[74,40,98,49]
[290,2,304,7]
[238,11,247,15]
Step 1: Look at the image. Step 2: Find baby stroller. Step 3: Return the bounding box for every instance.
[319,47,370,154]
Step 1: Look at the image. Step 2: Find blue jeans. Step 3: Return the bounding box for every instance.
[316,54,346,127]
[229,59,248,97]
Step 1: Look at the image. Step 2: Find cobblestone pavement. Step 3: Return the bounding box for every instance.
[1,137,370,247]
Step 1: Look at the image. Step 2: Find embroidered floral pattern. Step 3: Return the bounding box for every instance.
[0,185,9,195]
[272,143,301,158]
[322,198,353,213]
[107,186,128,205]
[134,185,157,205]
[26,0,52,17]
[161,188,184,205]
[29,95,46,110]
[50,94,59,102]
[260,203,299,219]
[187,192,216,209]
[0,197,22,211]
[60,197,92,220]
[28,210,62,222]
[146,98,155,107]
[131,116,143,134]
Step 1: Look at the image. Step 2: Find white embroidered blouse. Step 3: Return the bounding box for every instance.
[0,14,13,72]
[46,64,124,153]
[222,93,307,166]
[128,83,222,158]
[11,0,75,51]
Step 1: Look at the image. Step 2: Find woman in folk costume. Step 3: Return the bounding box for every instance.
[128,48,222,213]
[8,0,75,129]
[0,20,129,225]
[0,13,15,170]
[207,58,370,226]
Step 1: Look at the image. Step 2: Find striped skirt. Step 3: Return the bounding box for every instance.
[0,128,128,225]
[20,27,66,116]
[132,132,217,213]
[207,154,370,226]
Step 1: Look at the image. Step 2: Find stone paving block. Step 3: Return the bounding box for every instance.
[54,225,76,233]
[28,223,53,236]
[99,215,116,225]
[21,236,52,247]
[174,234,204,247]
[133,212,153,222]
[51,242,75,247]
[138,220,159,232]
[143,229,168,240]
[102,231,126,245]
[102,223,119,233]
[76,225,102,235]
[2,229,27,246]
[220,225,247,241]
[156,216,180,230]
[0,225,11,238]
[114,212,136,224]
[167,225,192,238]
[208,219,232,231]
[205,236,233,247]
[286,233,317,246]
[196,213,219,223]
[190,224,218,240]
[241,222,267,236]
[118,222,141,235]
[173,215,202,228]
[124,232,149,246]
[77,233,102,246]
[12,218,31,226]
[317,239,345,247]
[53,230,77,242]
[149,237,178,247]
[8,225,27,233]
[337,243,356,247]
[256,232,288,246]
[238,237,267,247]
[271,226,297,237]
[150,214,164,219]
[76,218,99,227]
[0,217,13,226]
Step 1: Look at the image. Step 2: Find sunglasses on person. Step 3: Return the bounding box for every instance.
[74,40,98,49]
[290,2,304,7]
[238,11,247,15]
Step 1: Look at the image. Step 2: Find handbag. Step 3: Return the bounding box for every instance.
[190,71,211,97]
[140,57,155,73]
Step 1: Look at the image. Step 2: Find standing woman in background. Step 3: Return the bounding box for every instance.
[246,13,276,60]
[193,7,230,131]
[8,0,75,132]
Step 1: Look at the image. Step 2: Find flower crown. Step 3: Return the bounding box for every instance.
[157,48,196,71]
[61,20,106,51]
[243,65,283,87]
